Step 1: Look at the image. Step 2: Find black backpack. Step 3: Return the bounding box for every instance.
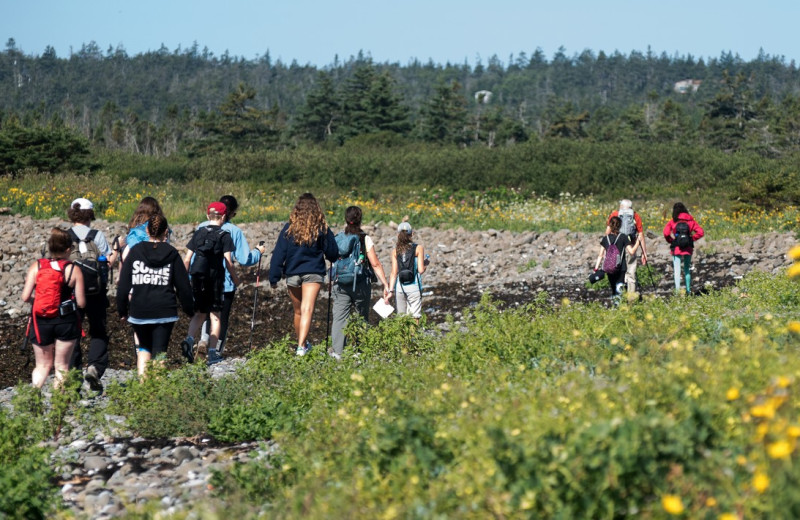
[190,226,228,278]
[397,244,418,285]
[673,221,693,249]
[67,228,103,295]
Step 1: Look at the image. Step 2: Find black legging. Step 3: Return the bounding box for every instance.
[69,292,109,376]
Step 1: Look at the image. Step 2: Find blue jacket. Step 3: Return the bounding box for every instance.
[269,223,338,285]
[197,220,262,292]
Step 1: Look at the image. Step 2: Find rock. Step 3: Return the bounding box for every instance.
[84,456,111,472]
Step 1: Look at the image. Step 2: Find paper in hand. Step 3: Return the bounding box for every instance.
[372,298,394,319]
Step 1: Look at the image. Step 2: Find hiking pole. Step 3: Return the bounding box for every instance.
[110,235,121,286]
[249,241,265,351]
[326,263,332,350]
[21,312,32,368]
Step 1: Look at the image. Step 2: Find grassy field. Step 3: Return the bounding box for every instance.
[2,173,799,238]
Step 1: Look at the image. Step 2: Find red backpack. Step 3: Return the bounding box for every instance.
[33,259,72,318]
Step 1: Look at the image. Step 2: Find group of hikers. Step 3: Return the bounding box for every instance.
[21,192,430,389]
[21,193,702,391]
[593,199,705,304]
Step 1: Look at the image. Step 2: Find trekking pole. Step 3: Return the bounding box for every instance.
[326,262,333,350]
[249,241,265,351]
[110,235,121,286]
[20,312,32,368]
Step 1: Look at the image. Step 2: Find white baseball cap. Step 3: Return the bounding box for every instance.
[397,222,412,233]
[71,197,94,210]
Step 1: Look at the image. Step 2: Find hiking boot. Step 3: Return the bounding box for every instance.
[181,337,195,363]
[207,348,223,366]
[84,365,103,393]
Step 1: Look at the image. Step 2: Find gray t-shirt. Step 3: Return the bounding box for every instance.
[70,224,111,256]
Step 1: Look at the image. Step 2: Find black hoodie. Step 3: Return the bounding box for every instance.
[117,241,194,321]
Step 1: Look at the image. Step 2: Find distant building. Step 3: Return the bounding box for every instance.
[673,79,702,94]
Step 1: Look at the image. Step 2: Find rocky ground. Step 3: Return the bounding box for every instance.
[0,214,794,517]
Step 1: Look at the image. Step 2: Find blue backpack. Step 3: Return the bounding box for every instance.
[333,233,364,290]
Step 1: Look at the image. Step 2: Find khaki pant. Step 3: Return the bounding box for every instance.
[625,249,641,293]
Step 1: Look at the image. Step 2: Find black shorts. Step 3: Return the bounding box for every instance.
[131,322,175,358]
[192,275,224,313]
[29,314,80,346]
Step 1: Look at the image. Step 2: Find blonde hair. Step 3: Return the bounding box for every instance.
[287,193,327,246]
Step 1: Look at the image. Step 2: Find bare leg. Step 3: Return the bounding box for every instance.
[288,283,322,347]
[288,286,303,346]
[208,311,221,351]
[137,350,151,377]
[53,339,76,389]
[187,312,208,341]
[32,344,55,388]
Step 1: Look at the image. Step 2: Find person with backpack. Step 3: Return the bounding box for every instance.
[22,228,86,389]
[121,197,166,263]
[594,216,642,305]
[66,197,115,393]
[605,199,648,293]
[180,202,238,364]
[269,193,338,356]
[386,221,429,323]
[194,195,267,359]
[663,202,705,295]
[330,206,390,358]
[117,215,194,377]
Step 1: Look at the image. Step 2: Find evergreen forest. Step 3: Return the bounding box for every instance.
[2,38,800,206]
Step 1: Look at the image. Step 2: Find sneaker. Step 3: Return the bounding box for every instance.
[296,346,307,356]
[84,365,103,393]
[329,351,342,360]
[207,348,223,365]
[196,340,209,361]
[181,338,195,363]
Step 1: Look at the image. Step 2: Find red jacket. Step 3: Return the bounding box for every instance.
[663,212,704,255]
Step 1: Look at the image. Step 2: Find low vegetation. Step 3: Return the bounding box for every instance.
[4,267,800,517]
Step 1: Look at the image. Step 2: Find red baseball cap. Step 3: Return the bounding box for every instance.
[207,202,227,216]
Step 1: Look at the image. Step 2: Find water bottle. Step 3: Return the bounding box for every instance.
[98,255,109,286]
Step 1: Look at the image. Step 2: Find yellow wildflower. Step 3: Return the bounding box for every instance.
[752,471,770,493]
[726,387,740,401]
[661,494,684,515]
[789,245,800,260]
[767,440,792,459]
[788,263,800,278]
[718,514,738,520]
[788,321,800,334]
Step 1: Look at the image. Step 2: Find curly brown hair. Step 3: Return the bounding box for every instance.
[67,204,95,224]
[128,197,163,230]
[287,193,328,246]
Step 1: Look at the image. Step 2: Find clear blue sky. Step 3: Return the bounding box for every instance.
[5,0,799,66]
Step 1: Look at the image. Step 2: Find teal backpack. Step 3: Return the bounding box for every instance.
[333,233,364,290]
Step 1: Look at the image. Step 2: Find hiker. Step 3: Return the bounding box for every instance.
[121,197,166,262]
[594,216,641,305]
[605,199,647,293]
[117,215,194,377]
[66,197,115,393]
[181,202,238,364]
[195,195,266,356]
[330,206,390,358]
[663,202,705,295]
[268,193,338,356]
[22,228,86,389]
[386,222,429,323]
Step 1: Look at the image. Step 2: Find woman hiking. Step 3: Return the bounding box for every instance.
[22,228,86,389]
[117,215,194,377]
[330,206,389,358]
[386,221,429,323]
[594,216,641,306]
[663,202,705,295]
[269,193,338,356]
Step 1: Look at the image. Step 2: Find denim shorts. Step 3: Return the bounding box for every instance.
[286,273,325,287]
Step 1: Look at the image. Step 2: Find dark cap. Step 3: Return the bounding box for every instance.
[588,270,606,284]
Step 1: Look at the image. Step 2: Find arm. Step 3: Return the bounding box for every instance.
[268,232,288,287]
[387,249,398,302]
[116,255,133,317]
[323,228,339,263]
[231,227,262,267]
[594,244,605,271]
[224,252,240,286]
[21,262,37,303]
[416,244,427,275]
[183,249,194,272]
[634,213,647,263]
[68,264,86,309]
[366,247,389,297]
[172,257,195,316]
[691,221,705,241]
[663,222,674,244]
